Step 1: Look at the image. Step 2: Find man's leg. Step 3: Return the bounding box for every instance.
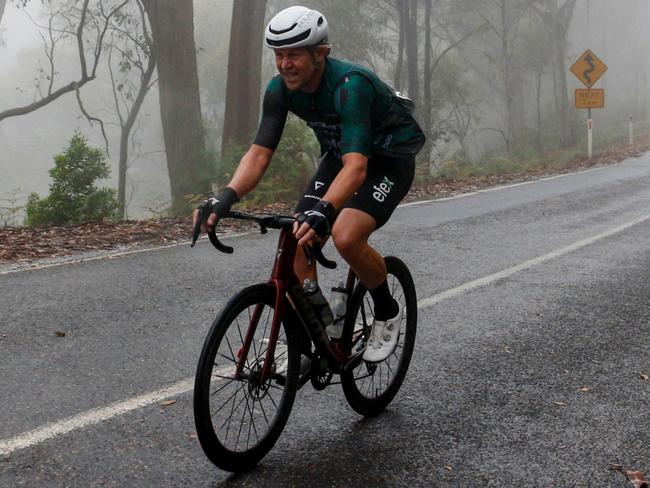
[331,208,385,288]
[331,207,399,317]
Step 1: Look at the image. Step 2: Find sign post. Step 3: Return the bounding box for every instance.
[570,49,607,159]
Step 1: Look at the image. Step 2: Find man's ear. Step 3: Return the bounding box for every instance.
[316,45,331,61]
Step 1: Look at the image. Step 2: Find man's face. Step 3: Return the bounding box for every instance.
[274,47,318,91]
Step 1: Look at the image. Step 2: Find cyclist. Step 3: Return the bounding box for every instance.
[194,5,425,362]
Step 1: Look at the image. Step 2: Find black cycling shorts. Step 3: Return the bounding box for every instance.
[295,152,415,229]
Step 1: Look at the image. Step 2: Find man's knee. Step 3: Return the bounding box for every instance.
[332,224,366,261]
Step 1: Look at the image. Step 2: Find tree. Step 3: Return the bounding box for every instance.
[221,0,267,153]
[141,0,207,213]
[0,0,128,123]
[0,0,7,26]
[106,0,156,218]
[524,0,578,146]
[26,132,119,226]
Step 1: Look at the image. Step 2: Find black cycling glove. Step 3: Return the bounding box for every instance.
[203,187,239,217]
[297,200,337,238]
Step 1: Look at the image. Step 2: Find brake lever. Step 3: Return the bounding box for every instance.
[190,202,210,247]
[190,202,234,253]
[303,243,314,267]
[313,242,337,269]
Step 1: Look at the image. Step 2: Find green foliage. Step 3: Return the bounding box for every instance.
[215,115,320,207]
[26,133,119,226]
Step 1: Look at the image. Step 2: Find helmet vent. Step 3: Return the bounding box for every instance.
[269,22,298,35]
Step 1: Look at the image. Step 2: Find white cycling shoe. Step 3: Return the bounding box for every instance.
[362,304,402,363]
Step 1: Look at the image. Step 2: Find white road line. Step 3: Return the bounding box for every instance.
[0,163,620,275]
[0,378,192,457]
[417,212,650,308]
[399,165,609,208]
[2,212,650,456]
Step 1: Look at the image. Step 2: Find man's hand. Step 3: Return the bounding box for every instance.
[191,187,239,240]
[192,206,218,233]
[294,200,336,247]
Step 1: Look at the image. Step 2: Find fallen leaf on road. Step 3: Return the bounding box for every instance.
[640,372,649,381]
[160,400,177,407]
[553,401,568,407]
[444,465,453,471]
[579,387,591,393]
[626,471,648,488]
[186,432,198,439]
[610,464,649,488]
[54,330,66,337]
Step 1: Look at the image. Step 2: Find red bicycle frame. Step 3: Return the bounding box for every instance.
[234,226,354,381]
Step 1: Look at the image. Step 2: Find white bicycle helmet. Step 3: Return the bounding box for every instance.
[265,6,329,49]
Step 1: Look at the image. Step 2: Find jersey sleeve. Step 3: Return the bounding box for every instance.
[333,74,375,156]
[253,77,289,150]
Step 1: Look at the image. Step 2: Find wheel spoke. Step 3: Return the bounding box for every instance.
[342,262,415,412]
[197,287,298,460]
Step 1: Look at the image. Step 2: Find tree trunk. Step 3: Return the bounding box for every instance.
[0,0,7,27]
[221,0,267,153]
[405,0,419,107]
[422,0,433,166]
[556,0,578,145]
[142,0,206,212]
[118,47,156,219]
[394,1,405,91]
[535,70,543,152]
[499,0,514,157]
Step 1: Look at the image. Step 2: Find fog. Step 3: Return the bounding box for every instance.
[0,0,648,221]
[0,0,233,219]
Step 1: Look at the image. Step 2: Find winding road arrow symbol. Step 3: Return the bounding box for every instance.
[583,53,595,85]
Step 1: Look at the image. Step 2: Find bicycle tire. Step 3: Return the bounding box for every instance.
[340,256,417,417]
[194,283,300,472]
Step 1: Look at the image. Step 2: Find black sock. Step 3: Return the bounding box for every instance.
[369,280,399,321]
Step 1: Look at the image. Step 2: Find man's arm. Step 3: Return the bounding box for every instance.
[194,144,273,231]
[294,152,367,246]
[321,152,367,209]
[227,144,274,200]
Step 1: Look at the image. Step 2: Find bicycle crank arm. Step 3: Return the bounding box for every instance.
[341,349,366,373]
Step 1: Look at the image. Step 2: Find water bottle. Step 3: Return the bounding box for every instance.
[326,280,347,339]
[303,279,334,327]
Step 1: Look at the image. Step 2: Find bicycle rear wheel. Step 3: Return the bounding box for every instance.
[340,256,417,417]
[194,283,300,472]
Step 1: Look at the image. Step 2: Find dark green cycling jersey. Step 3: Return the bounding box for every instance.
[253,57,425,160]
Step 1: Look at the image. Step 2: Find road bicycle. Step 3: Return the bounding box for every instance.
[191,208,417,472]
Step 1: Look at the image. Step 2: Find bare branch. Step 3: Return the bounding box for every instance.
[0,0,128,124]
[74,83,110,155]
[0,78,94,121]
[77,0,90,78]
[428,24,487,79]
[92,0,129,77]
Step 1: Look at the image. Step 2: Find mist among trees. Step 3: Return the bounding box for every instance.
[0,0,648,224]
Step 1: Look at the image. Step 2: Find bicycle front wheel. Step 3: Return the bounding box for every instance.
[194,283,300,472]
[340,256,417,417]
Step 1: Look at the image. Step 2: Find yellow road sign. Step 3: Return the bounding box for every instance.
[575,89,604,109]
[570,49,607,88]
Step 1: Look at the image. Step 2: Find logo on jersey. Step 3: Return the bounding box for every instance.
[373,176,395,203]
[315,181,324,190]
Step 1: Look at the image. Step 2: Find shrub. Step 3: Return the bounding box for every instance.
[26,133,119,226]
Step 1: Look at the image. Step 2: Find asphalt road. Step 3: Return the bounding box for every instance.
[2,155,650,487]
